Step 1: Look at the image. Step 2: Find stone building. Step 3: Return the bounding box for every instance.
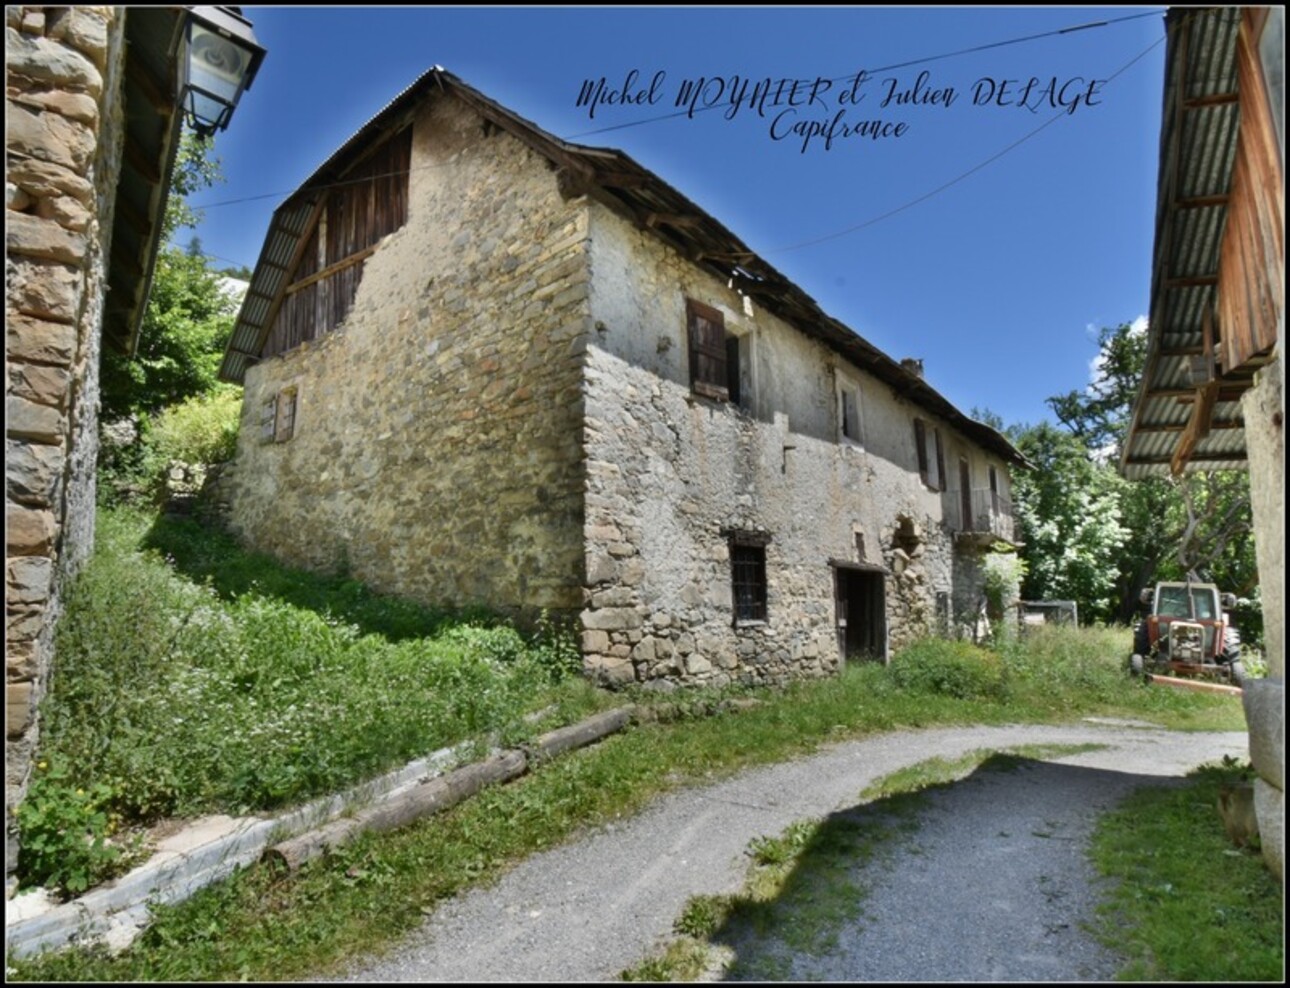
[218,68,1026,689]
[1122,7,1283,880]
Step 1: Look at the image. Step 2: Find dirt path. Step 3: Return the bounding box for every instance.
[324,720,1245,983]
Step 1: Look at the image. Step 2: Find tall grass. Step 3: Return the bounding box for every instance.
[18,506,590,893]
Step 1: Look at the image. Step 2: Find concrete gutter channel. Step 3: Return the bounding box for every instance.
[4,707,635,960]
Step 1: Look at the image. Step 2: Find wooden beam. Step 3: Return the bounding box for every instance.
[126,59,174,116]
[596,171,651,188]
[1172,380,1220,475]
[284,244,378,296]
[645,212,703,229]
[124,141,161,184]
[112,192,153,239]
[1127,451,1247,466]
[1133,420,1243,433]
[1182,91,1239,108]
[1174,194,1230,209]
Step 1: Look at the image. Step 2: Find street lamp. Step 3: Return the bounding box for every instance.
[183,6,265,138]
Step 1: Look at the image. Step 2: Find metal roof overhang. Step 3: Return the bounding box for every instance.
[1121,7,1255,481]
[219,67,1027,470]
[103,6,188,356]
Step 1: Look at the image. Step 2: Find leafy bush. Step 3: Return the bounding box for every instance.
[149,387,242,466]
[16,757,137,896]
[888,639,1007,700]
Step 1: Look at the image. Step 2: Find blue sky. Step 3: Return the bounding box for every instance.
[191,5,1168,429]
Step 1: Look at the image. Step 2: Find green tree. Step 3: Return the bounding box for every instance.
[100,134,237,420]
[1046,322,1255,621]
[1010,422,1129,622]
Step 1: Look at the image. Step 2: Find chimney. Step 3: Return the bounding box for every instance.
[900,358,924,378]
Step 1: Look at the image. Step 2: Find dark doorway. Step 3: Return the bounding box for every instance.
[834,567,886,663]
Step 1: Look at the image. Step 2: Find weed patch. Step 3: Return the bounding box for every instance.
[1090,758,1283,981]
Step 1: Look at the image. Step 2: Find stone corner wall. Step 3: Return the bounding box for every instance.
[1241,348,1284,882]
[5,5,125,886]
[223,95,590,627]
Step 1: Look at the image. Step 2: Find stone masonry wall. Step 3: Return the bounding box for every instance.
[581,203,1010,687]
[5,6,125,880]
[225,96,588,619]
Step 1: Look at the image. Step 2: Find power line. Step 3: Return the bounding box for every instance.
[189,8,1165,213]
[764,34,1166,255]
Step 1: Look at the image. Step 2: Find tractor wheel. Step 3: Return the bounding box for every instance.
[1133,621,1151,657]
[1229,661,1246,687]
[1222,626,1242,664]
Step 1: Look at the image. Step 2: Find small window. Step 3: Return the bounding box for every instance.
[839,382,861,443]
[261,387,299,443]
[913,418,945,490]
[731,543,768,623]
[275,387,297,442]
[687,299,740,402]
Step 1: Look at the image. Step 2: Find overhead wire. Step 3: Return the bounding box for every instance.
[186,9,1167,269]
[765,33,1167,255]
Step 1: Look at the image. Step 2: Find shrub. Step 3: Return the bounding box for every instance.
[149,387,242,467]
[888,638,1007,700]
[16,757,137,896]
[19,504,576,879]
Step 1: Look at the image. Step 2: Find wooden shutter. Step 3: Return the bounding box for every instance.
[688,299,728,400]
[914,419,929,483]
[934,429,946,491]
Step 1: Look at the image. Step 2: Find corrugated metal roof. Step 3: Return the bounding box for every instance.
[1123,6,1249,481]
[219,67,1027,468]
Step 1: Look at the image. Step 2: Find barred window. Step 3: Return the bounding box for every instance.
[731,542,768,623]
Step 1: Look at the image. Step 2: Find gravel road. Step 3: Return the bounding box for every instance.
[325,720,1245,982]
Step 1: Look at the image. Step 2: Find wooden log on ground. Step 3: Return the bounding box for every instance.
[266,750,527,871]
[528,707,635,762]
[1148,673,1243,696]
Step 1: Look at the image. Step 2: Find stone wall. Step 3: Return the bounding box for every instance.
[1241,349,1284,882]
[224,96,589,619]
[5,6,125,880]
[580,203,1013,687]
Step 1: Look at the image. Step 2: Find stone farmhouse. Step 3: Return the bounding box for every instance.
[217,67,1027,689]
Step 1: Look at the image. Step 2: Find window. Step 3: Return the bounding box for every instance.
[687,299,740,402]
[731,543,767,623]
[275,387,297,442]
[913,418,945,490]
[988,464,1000,511]
[839,381,861,443]
[260,387,298,443]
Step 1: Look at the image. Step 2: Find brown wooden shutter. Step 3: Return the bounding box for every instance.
[687,299,728,400]
[934,429,946,491]
[914,419,929,484]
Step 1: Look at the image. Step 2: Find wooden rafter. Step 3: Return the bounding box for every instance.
[284,244,378,296]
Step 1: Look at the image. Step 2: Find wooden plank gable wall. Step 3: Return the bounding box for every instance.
[1218,8,1283,377]
[261,127,413,359]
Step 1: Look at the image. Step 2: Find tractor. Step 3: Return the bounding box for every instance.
[1129,580,1244,686]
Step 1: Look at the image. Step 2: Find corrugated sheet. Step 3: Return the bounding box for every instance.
[1122,6,1262,481]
